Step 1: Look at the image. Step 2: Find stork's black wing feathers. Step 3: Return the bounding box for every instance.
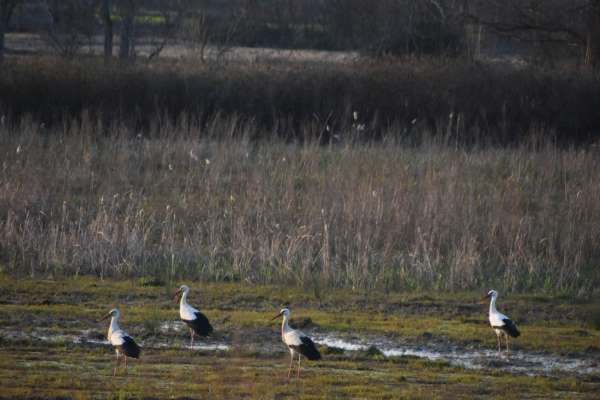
[290,336,321,361]
[120,336,141,358]
[501,318,520,338]
[183,311,213,336]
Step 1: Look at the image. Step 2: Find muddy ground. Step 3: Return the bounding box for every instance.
[0,276,599,399]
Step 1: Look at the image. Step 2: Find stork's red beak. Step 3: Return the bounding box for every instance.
[480,293,491,303]
[98,312,111,322]
[173,289,182,302]
[271,312,283,321]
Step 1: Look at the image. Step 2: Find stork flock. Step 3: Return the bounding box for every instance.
[99,286,519,378]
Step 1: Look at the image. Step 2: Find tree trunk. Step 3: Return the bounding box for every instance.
[0,14,5,64]
[0,1,16,64]
[119,0,135,61]
[585,0,600,66]
[101,0,113,62]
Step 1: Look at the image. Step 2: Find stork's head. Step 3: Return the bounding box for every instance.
[481,289,498,302]
[99,308,119,321]
[174,285,190,302]
[271,307,290,320]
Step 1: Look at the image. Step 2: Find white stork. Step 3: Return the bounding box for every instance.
[272,308,321,380]
[99,308,141,376]
[174,285,213,348]
[482,290,520,355]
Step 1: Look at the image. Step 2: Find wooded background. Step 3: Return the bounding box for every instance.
[1,1,600,65]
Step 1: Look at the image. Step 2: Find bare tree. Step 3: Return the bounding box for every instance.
[0,0,23,63]
[45,0,97,58]
[470,0,600,66]
[101,0,113,61]
[214,7,245,63]
[145,1,189,60]
[320,0,464,57]
[181,10,210,62]
[118,0,136,61]
[179,1,246,64]
[586,0,600,65]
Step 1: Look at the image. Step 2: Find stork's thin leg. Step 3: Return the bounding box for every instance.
[496,334,501,355]
[297,353,302,379]
[124,356,128,373]
[287,352,294,381]
[506,335,510,354]
[190,328,195,349]
[113,353,121,376]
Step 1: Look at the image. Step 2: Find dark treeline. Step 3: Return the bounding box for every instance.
[1,1,600,144]
[2,1,600,64]
[1,58,600,145]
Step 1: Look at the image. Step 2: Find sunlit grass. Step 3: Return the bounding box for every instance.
[1,344,597,399]
[1,277,599,398]
[1,276,599,354]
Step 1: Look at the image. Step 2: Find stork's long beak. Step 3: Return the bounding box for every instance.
[98,312,111,322]
[271,312,283,321]
[173,289,182,302]
[480,294,491,303]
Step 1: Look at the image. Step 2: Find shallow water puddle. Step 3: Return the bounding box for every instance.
[0,327,229,351]
[312,333,600,377]
[157,320,231,350]
[159,320,185,333]
[2,328,597,377]
[190,343,230,351]
[153,342,230,351]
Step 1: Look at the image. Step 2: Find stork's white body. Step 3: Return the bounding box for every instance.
[107,315,128,349]
[175,285,213,348]
[488,298,510,338]
[275,308,321,381]
[485,290,520,355]
[281,314,307,353]
[179,290,199,321]
[101,309,140,376]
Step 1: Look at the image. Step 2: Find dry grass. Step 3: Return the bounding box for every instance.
[1,114,598,294]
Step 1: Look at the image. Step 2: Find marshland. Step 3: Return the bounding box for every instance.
[1,276,599,399]
[1,1,600,399]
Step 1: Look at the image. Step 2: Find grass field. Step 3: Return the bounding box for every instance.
[0,275,598,399]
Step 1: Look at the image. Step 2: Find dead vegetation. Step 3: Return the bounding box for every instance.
[1,114,599,294]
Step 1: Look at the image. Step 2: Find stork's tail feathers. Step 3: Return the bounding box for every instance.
[299,336,321,360]
[502,318,520,338]
[121,336,141,358]
[304,347,322,361]
[184,312,213,337]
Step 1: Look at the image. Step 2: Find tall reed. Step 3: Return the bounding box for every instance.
[2,56,600,144]
[1,114,598,294]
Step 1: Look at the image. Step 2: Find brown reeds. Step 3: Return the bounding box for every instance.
[1,113,598,294]
[1,56,600,144]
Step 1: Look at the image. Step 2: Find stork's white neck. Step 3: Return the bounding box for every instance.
[108,316,120,337]
[489,295,498,315]
[179,291,189,307]
[281,314,292,337]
